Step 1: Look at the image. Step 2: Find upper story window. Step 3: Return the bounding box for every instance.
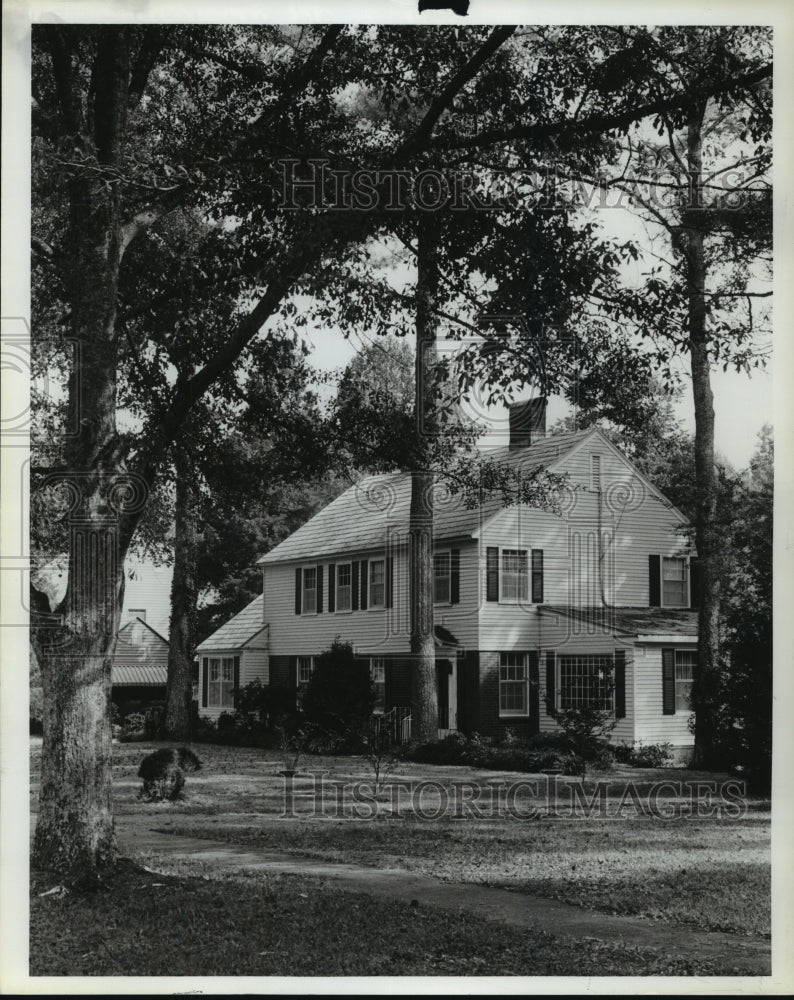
[434,551,451,604]
[369,558,386,609]
[662,557,687,606]
[501,549,529,603]
[336,562,352,612]
[302,566,318,614]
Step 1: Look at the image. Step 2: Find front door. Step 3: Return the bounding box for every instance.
[436,658,457,734]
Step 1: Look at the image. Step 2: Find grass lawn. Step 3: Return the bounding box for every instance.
[30,739,771,977]
[30,860,729,978]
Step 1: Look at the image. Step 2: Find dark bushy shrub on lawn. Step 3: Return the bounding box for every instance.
[301,639,377,750]
[612,742,674,768]
[402,732,581,775]
[137,747,202,801]
[187,683,294,748]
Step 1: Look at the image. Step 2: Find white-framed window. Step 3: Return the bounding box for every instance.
[662,557,687,607]
[499,652,529,717]
[208,656,236,708]
[296,655,315,710]
[434,550,451,604]
[501,549,529,603]
[302,566,318,614]
[558,655,614,711]
[674,649,696,712]
[369,558,386,609]
[370,657,386,714]
[336,562,352,612]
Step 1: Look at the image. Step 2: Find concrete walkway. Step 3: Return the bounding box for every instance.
[120,822,771,975]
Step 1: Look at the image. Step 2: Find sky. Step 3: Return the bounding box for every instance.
[301,315,773,471]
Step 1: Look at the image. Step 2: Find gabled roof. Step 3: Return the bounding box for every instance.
[540,605,698,638]
[258,429,594,565]
[116,617,169,647]
[196,595,267,653]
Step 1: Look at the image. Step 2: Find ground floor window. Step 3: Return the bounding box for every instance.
[370,657,386,714]
[208,656,236,708]
[499,652,528,716]
[558,655,614,711]
[296,655,315,710]
[674,649,696,711]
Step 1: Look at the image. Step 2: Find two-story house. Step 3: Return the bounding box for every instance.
[197,398,699,760]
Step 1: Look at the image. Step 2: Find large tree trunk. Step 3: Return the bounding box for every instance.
[32,486,130,879]
[685,98,723,768]
[163,437,198,739]
[32,27,133,877]
[409,213,440,742]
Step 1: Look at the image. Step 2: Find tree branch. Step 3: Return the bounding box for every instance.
[396,26,517,159]
[128,26,169,109]
[435,63,772,152]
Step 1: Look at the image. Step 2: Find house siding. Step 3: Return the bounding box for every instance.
[264,542,480,659]
[242,646,269,687]
[557,440,692,607]
[633,643,696,750]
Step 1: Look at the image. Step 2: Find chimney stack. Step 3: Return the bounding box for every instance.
[508,397,547,450]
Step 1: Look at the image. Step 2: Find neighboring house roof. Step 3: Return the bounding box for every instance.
[195,595,267,653]
[116,617,169,646]
[258,429,595,565]
[540,605,698,638]
[112,664,168,686]
[111,617,169,688]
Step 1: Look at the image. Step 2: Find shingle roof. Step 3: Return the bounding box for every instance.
[258,429,594,565]
[111,665,168,686]
[541,605,698,637]
[195,595,267,653]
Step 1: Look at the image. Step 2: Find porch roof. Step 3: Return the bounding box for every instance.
[539,605,698,638]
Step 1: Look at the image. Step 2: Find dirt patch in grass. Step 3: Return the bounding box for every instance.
[30,861,740,978]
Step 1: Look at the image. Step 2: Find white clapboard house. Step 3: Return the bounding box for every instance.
[197,398,699,759]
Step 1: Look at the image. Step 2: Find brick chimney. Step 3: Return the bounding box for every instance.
[508,397,547,449]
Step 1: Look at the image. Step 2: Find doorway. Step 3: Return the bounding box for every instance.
[436,658,457,735]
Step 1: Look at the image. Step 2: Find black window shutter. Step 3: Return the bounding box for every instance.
[386,556,394,608]
[290,655,298,708]
[531,549,544,603]
[528,651,540,732]
[201,658,208,708]
[328,563,336,613]
[360,559,368,610]
[662,648,675,715]
[295,567,302,615]
[614,649,626,719]
[545,651,556,714]
[233,655,241,709]
[317,564,323,614]
[486,547,499,602]
[649,555,661,607]
[450,548,460,604]
[689,557,700,609]
[352,560,360,611]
